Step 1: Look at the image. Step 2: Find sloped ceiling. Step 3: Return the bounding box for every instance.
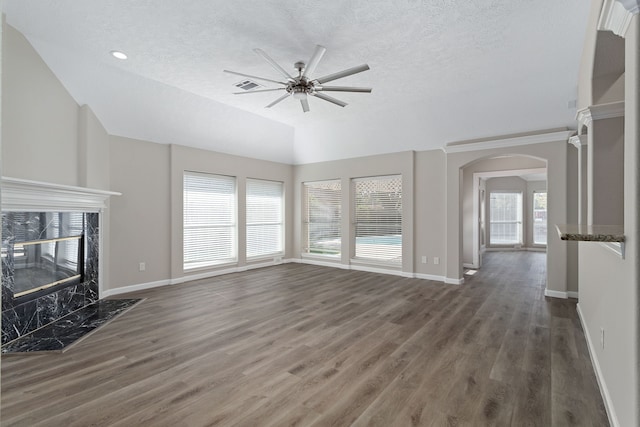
[2,0,589,164]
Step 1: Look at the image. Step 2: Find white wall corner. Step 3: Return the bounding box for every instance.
[598,0,640,37]
[576,303,621,427]
[444,277,464,285]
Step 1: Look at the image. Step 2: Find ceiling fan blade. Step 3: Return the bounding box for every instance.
[223,70,287,86]
[300,98,310,113]
[316,86,372,93]
[265,93,290,108]
[312,92,347,107]
[233,88,286,95]
[314,64,370,84]
[302,45,327,79]
[253,48,295,82]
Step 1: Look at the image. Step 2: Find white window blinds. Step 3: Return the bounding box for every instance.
[246,179,284,258]
[533,191,547,245]
[183,172,236,270]
[354,175,402,264]
[303,180,341,257]
[489,192,523,245]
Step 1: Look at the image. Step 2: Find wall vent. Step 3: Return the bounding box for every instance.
[234,80,263,91]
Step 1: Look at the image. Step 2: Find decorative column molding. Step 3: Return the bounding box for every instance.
[598,0,640,37]
[576,101,625,129]
[568,134,588,149]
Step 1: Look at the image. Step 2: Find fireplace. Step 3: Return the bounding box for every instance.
[1,178,119,345]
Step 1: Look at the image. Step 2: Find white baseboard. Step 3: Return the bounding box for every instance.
[463,263,478,269]
[485,247,546,252]
[543,289,579,299]
[102,278,172,298]
[544,289,568,299]
[349,264,405,277]
[291,257,349,269]
[103,258,461,297]
[102,258,292,298]
[414,273,446,282]
[576,303,619,427]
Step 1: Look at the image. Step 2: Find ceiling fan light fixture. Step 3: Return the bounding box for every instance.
[227,45,371,112]
[293,89,307,100]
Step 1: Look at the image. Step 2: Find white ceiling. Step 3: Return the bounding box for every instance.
[2,0,590,164]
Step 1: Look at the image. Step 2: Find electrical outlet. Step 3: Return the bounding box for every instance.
[139,262,146,272]
[433,257,440,265]
[421,256,427,264]
[600,328,605,349]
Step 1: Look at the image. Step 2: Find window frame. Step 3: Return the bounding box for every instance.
[532,190,548,247]
[302,179,342,258]
[246,178,285,260]
[488,191,523,246]
[183,171,237,271]
[352,174,403,265]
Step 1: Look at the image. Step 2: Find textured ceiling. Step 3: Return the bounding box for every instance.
[3,0,590,164]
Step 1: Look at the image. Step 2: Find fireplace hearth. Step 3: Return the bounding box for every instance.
[1,177,120,346]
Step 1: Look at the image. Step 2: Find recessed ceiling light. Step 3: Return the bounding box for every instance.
[110,50,127,60]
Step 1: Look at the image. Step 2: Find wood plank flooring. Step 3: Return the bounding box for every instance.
[1,252,609,426]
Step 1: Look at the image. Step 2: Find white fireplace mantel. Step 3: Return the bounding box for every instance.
[1,177,121,212]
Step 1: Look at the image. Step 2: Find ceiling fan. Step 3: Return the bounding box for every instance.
[224,45,372,113]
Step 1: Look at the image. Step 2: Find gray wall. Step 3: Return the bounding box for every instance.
[576,8,640,426]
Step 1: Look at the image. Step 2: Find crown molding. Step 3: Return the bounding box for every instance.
[443,130,574,154]
[576,101,625,128]
[568,135,588,149]
[1,177,121,212]
[598,0,640,37]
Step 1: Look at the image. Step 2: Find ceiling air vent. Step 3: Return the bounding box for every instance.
[234,79,263,91]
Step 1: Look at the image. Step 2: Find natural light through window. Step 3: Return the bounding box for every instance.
[303,180,342,257]
[354,175,402,264]
[183,172,237,270]
[533,191,547,245]
[246,179,283,258]
[489,192,522,245]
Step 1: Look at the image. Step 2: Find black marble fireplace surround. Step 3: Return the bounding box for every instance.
[2,211,100,345]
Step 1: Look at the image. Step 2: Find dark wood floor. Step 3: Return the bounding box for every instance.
[1,252,608,426]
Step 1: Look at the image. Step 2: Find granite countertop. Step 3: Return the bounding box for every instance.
[555,224,625,242]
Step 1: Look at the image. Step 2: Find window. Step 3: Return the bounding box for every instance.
[533,191,547,245]
[183,172,236,270]
[489,192,522,245]
[303,180,341,257]
[246,179,284,258]
[354,175,402,264]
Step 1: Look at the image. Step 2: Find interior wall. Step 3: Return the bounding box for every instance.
[1,23,79,186]
[109,136,171,289]
[577,11,639,427]
[414,150,447,278]
[577,0,605,108]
